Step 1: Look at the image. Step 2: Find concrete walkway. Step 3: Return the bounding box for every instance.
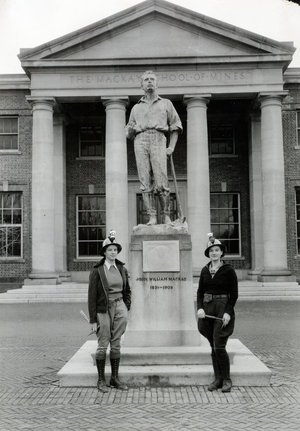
[0,301,299,430]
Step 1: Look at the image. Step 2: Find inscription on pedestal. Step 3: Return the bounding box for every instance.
[142,240,180,272]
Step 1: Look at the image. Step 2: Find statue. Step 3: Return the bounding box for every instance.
[125,70,182,225]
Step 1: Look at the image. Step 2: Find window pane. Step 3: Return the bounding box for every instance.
[77,195,105,257]
[296,206,300,220]
[0,193,22,258]
[0,228,6,257]
[210,193,240,255]
[3,210,12,224]
[12,194,21,208]
[2,193,12,209]
[7,227,21,256]
[13,210,22,224]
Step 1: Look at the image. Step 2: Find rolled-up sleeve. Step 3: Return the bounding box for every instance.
[167,100,182,133]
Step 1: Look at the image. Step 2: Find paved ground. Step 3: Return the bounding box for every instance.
[0,300,299,431]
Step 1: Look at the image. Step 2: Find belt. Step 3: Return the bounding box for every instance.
[212,294,228,299]
[108,297,123,303]
[204,293,228,302]
[136,129,166,136]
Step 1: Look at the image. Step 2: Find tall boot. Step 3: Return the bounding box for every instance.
[96,358,108,393]
[207,351,223,391]
[218,350,232,393]
[158,192,172,224]
[110,357,128,390]
[142,192,157,225]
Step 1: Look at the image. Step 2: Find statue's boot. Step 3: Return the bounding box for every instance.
[158,192,172,224]
[142,192,157,225]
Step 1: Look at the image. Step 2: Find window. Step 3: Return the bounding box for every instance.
[210,193,240,255]
[297,111,300,147]
[209,124,234,155]
[77,195,106,258]
[136,193,178,225]
[0,117,18,150]
[296,188,300,254]
[0,192,22,258]
[79,125,105,157]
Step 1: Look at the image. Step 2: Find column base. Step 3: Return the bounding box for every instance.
[58,272,71,282]
[257,269,296,283]
[24,273,61,285]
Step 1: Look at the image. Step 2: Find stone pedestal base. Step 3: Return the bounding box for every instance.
[57,339,272,387]
[125,232,200,347]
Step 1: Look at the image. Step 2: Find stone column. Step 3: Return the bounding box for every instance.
[258,92,293,281]
[102,97,129,262]
[248,112,264,279]
[53,115,70,281]
[25,97,59,284]
[184,95,211,272]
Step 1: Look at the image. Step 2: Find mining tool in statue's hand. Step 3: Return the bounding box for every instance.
[169,153,186,223]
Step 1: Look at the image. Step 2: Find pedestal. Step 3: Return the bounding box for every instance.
[124,232,200,347]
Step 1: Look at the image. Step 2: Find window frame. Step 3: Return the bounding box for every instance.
[78,124,105,159]
[0,192,23,259]
[297,111,300,148]
[0,116,19,152]
[208,123,235,156]
[295,187,300,255]
[76,194,106,260]
[210,192,241,257]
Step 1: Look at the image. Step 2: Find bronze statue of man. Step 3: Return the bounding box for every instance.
[125,70,182,225]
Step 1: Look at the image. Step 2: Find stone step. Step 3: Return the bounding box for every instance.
[0,281,299,303]
[90,344,234,366]
[58,339,271,387]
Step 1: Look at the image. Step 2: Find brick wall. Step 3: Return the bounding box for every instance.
[0,91,32,282]
[283,84,300,280]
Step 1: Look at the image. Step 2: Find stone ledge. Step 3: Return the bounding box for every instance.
[58,339,271,388]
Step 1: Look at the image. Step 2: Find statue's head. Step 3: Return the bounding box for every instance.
[140,70,158,92]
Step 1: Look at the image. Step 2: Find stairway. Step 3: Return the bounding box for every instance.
[0,280,299,303]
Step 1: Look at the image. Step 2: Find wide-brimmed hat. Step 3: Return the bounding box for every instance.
[204,233,225,257]
[100,230,122,256]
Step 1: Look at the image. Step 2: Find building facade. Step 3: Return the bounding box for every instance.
[1,0,300,285]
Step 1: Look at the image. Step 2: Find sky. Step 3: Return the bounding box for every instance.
[0,0,299,74]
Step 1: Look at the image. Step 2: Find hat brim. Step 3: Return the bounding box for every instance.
[204,244,225,258]
[100,243,122,256]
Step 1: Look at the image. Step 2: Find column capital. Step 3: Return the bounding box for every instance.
[258,91,289,106]
[183,94,211,107]
[102,97,129,109]
[26,96,56,111]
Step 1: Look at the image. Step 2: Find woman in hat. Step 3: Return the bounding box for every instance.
[197,233,238,393]
[88,230,131,392]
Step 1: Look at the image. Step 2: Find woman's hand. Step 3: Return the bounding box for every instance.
[222,313,231,327]
[197,308,206,319]
[91,323,98,333]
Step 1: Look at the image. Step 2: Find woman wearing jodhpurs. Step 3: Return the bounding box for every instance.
[197,233,238,393]
[88,230,131,392]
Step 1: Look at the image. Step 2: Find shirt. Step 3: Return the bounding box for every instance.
[126,95,182,138]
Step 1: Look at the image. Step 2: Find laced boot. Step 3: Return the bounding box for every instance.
[96,358,108,393]
[208,352,223,391]
[110,357,128,390]
[218,350,232,392]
